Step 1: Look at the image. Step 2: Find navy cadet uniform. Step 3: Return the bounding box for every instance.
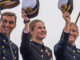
[54,31,80,60]
[0,33,19,60]
[20,32,53,60]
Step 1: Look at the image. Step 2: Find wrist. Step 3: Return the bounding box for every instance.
[24,20,30,24]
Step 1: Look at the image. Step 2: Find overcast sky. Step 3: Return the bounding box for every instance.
[1,0,80,60]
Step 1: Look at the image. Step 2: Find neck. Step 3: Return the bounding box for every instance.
[70,42,75,46]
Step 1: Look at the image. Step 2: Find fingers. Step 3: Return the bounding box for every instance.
[62,11,71,23]
[21,9,29,20]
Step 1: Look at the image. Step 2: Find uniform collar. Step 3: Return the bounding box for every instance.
[68,43,76,49]
[31,41,45,50]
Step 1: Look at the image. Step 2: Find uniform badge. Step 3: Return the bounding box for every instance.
[0,0,10,4]
[45,49,52,56]
[26,7,32,13]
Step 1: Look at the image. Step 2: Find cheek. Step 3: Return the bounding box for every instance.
[10,25,16,29]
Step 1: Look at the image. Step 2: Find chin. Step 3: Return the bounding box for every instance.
[69,39,75,43]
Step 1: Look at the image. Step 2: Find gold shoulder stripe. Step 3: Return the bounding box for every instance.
[27,7,38,15]
[67,4,71,12]
[0,0,10,4]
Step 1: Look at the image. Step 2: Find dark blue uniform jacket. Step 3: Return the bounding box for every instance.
[54,31,80,60]
[20,32,53,60]
[0,33,19,60]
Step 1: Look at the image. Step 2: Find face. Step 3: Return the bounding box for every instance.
[1,16,16,35]
[30,22,47,40]
[69,24,78,43]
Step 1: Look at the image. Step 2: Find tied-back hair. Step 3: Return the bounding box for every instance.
[29,19,44,31]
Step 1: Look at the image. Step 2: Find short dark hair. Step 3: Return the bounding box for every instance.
[1,12,17,23]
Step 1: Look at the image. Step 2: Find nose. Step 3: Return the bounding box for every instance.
[5,22,9,27]
[42,28,46,32]
[70,31,73,35]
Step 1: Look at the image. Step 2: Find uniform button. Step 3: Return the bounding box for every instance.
[3,40,6,43]
[78,50,80,53]
[41,55,44,58]
[3,50,5,54]
[14,51,17,54]
[62,38,64,40]
[2,45,5,48]
[3,56,6,59]
[62,37,64,39]
[73,50,75,53]
[73,56,76,59]
[14,56,16,59]
[46,49,48,52]
[62,36,64,40]
[41,49,43,52]
[50,58,53,60]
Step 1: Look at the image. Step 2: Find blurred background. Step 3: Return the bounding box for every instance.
[1,0,80,60]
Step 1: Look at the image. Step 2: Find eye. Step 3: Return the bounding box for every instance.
[3,20,7,23]
[43,26,46,29]
[72,29,76,32]
[38,26,42,29]
[9,21,15,24]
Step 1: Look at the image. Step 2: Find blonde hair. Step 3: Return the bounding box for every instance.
[70,22,79,34]
[29,19,44,31]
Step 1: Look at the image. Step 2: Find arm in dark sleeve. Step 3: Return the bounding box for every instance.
[54,31,70,55]
[20,32,31,59]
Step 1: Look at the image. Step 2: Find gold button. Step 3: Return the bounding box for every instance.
[62,38,64,40]
[3,56,5,59]
[73,56,76,59]
[73,50,75,53]
[3,50,5,53]
[14,51,17,54]
[14,56,16,59]
[46,49,48,52]
[41,55,44,58]
[50,58,53,60]
[2,45,5,48]
[41,49,43,52]
[3,40,6,43]
[62,36,64,40]
[78,50,80,53]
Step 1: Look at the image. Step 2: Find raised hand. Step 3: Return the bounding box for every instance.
[62,11,71,23]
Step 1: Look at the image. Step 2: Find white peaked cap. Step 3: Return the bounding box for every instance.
[22,0,37,10]
[58,0,68,9]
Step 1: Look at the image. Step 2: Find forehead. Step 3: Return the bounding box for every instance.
[2,16,16,21]
[35,22,45,26]
[70,24,78,30]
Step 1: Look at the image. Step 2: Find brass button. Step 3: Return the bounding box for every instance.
[62,36,64,40]
[14,51,17,54]
[62,38,64,40]
[3,56,5,59]
[73,50,75,53]
[41,49,43,52]
[78,50,80,53]
[50,58,53,60]
[14,56,16,59]
[41,55,44,58]
[73,56,76,59]
[46,49,48,52]
[3,50,5,53]
[2,45,5,48]
[3,40,6,43]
